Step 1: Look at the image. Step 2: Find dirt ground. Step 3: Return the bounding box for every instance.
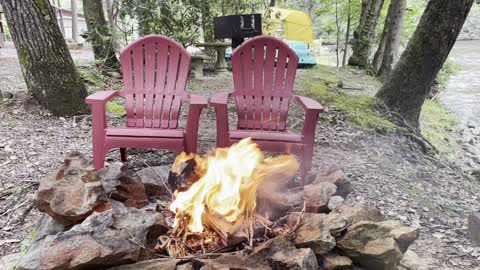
[1,43,480,269]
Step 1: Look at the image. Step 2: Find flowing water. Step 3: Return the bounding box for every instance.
[441,40,480,125]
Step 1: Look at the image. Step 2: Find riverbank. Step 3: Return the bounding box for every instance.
[1,47,480,268]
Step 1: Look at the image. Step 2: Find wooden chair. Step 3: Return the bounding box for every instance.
[211,36,324,181]
[86,35,207,170]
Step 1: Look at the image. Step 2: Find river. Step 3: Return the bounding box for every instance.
[441,40,480,125]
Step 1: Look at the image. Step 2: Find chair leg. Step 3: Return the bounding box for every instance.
[120,148,127,162]
[300,145,314,185]
[93,146,106,170]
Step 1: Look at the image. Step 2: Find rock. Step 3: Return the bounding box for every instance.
[31,214,65,245]
[330,205,384,224]
[286,212,343,255]
[382,221,419,253]
[251,236,319,270]
[337,221,419,270]
[322,254,353,270]
[399,250,430,270]
[313,165,353,198]
[0,253,22,270]
[34,152,111,226]
[468,212,480,244]
[194,254,271,270]
[110,259,180,270]
[304,182,337,213]
[328,196,345,211]
[100,162,149,208]
[136,165,172,197]
[16,207,168,270]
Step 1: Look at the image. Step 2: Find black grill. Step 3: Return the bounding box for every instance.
[213,14,262,49]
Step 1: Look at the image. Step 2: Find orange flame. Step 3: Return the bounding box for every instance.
[169,138,299,233]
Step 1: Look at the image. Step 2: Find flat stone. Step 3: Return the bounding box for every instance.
[313,165,353,198]
[337,221,419,270]
[136,165,172,198]
[286,212,340,255]
[16,207,168,270]
[251,236,319,270]
[330,205,385,224]
[34,152,111,226]
[399,250,430,270]
[322,254,353,270]
[100,162,149,208]
[195,254,271,270]
[304,182,337,213]
[110,259,180,270]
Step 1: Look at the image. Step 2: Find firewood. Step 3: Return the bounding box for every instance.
[202,212,249,246]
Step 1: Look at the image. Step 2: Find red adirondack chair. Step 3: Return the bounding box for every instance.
[211,36,324,181]
[86,35,207,170]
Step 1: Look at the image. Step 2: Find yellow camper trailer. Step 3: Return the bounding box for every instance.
[263,7,314,44]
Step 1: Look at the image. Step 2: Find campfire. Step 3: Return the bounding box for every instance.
[22,140,420,270]
[158,138,300,257]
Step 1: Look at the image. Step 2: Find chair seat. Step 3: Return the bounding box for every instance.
[106,128,184,138]
[230,130,303,143]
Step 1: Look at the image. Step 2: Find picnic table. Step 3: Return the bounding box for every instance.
[196,42,230,72]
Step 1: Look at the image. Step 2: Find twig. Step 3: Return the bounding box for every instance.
[22,149,45,174]
[290,201,306,234]
[0,199,28,217]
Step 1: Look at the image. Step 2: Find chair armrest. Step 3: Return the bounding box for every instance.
[184,94,207,153]
[85,90,123,105]
[188,94,208,108]
[210,92,230,107]
[294,95,324,113]
[210,92,231,147]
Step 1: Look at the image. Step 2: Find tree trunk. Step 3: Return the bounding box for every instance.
[83,0,119,69]
[71,0,79,43]
[0,0,88,116]
[335,0,340,67]
[377,0,406,77]
[348,0,385,68]
[376,0,474,128]
[372,14,389,72]
[56,0,66,37]
[342,0,352,66]
[105,0,115,28]
[200,1,214,42]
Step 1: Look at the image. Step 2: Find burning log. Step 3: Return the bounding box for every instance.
[202,213,273,246]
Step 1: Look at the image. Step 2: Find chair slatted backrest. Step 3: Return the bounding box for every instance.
[231,36,299,131]
[120,35,191,129]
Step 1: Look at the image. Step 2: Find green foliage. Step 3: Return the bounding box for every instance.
[305,66,397,132]
[106,101,127,116]
[420,99,460,160]
[120,0,201,47]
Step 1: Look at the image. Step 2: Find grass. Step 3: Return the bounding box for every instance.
[106,101,126,116]
[420,99,461,160]
[304,65,397,132]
